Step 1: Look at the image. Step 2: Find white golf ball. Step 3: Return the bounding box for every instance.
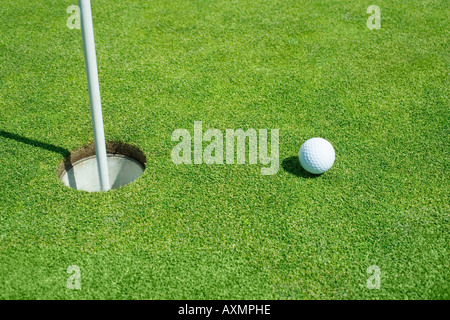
[298,138,335,174]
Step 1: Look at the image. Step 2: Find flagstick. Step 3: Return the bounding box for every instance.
[79,0,110,191]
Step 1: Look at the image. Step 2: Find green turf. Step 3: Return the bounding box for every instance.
[0,0,448,299]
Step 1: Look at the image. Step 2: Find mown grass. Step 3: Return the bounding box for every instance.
[0,0,448,299]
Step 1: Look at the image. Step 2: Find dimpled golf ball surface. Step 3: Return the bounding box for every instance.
[299,138,335,174]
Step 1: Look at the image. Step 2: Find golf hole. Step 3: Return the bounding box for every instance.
[58,142,146,192]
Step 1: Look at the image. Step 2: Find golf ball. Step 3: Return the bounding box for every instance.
[298,138,335,174]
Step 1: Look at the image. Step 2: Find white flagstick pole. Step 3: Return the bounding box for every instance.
[79,0,110,191]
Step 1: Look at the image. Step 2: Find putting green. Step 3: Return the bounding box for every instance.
[0,0,448,299]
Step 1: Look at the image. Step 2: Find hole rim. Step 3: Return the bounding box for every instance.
[57,141,147,191]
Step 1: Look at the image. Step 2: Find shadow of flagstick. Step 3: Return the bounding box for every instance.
[0,130,77,188]
[0,130,70,157]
